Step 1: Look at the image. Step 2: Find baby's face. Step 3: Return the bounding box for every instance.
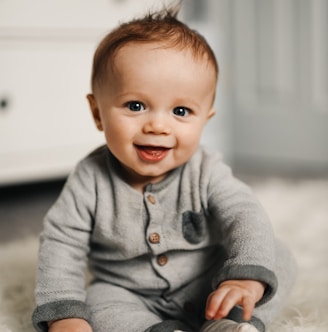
[89,42,216,188]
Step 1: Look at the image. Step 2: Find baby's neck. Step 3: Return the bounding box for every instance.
[119,166,168,193]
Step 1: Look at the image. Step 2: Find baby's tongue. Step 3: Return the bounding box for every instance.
[141,146,167,156]
[137,146,170,161]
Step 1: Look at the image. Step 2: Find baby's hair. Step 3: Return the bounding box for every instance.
[90,5,219,94]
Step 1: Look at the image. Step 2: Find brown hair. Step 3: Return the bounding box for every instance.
[91,6,219,94]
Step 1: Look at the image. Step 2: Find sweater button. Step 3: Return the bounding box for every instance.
[157,254,168,266]
[149,232,160,244]
[147,194,156,204]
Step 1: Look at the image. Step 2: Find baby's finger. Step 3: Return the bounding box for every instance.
[213,289,242,320]
[205,289,229,320]
[241,297,255,321]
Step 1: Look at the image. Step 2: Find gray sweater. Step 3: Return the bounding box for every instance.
[33,145,277,331]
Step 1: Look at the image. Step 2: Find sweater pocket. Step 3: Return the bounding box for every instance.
[182,210,207,244]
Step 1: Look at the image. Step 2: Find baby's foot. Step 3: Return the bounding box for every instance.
[200,319,259,332]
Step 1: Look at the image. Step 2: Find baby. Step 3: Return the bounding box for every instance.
[32,7,296,332]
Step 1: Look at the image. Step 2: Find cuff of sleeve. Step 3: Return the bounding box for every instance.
[212,264,278,306]
[32,300,91,332]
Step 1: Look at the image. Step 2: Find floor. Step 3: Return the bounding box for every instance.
[0,179,66,244]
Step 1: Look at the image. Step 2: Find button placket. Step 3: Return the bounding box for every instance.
[145,192,169,268]
[145,192,161,248]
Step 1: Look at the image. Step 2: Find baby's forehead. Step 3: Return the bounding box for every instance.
[111,41,215,72]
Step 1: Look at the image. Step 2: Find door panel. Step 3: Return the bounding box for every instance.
[230,0,328,174]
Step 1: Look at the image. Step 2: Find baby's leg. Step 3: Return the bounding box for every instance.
[87,281,192,332]
[87,281,161,332]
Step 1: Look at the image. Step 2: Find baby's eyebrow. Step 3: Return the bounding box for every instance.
[116,91,148,100]
[173,97,201,110]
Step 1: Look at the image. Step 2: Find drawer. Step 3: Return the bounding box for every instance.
[0,39,103,184]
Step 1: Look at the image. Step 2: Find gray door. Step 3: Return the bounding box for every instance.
[229,0,328,175]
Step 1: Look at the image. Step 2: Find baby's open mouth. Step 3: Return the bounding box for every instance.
[135,145,171,161]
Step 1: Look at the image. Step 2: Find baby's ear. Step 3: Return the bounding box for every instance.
[87,94,103,131]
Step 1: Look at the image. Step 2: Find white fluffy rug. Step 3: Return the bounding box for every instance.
[0,177,327,332]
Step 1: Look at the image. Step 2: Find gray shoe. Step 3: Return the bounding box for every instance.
[200,319,259,332]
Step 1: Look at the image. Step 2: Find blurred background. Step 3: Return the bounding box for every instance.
[0,0,327,242]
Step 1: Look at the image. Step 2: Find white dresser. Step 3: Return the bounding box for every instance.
[0,0,171,185]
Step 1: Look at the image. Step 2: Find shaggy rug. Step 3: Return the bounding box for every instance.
[0,177,327,332]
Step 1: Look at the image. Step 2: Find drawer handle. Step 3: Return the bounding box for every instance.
[0,97,9,111]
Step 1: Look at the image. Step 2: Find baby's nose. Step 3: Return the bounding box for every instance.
[142,113,171,135]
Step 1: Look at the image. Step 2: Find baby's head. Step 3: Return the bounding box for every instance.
[90,7,218,96]
[87,7,219,190]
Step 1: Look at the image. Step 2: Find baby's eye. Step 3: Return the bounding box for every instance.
[126,101,145,112]
[173,106,190,117]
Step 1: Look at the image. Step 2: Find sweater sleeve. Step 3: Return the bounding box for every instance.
[207,158,277,305]
[32,159,96,331]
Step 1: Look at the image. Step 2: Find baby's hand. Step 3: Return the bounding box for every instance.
[48,318,93,332]
[205,280,265,322]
